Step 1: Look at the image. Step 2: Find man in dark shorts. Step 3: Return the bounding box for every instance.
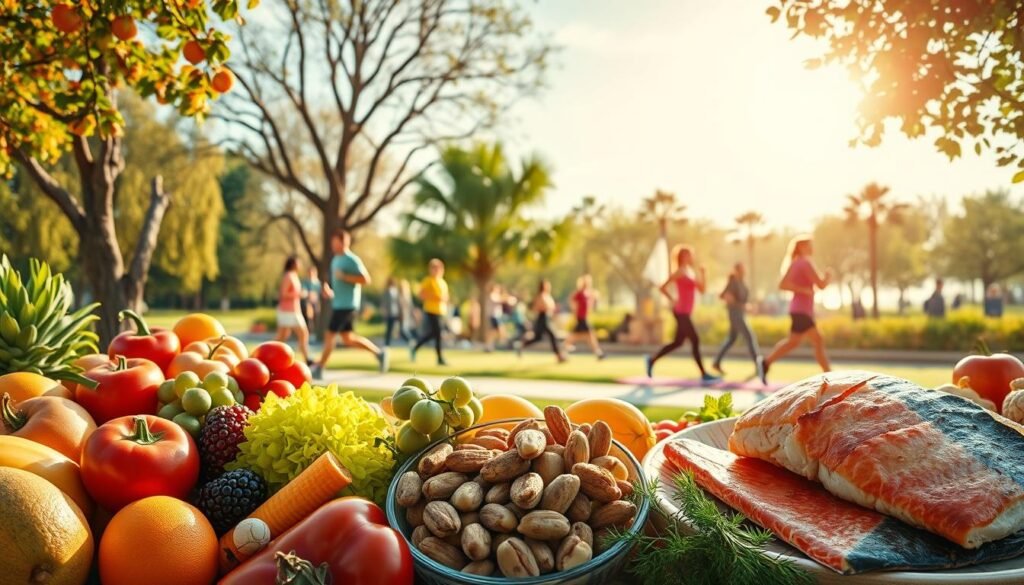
[565,274,605,359]
[311,229,387,378]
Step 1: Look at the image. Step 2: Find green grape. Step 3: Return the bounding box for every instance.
[392,386,427,420]
[410,400,444,434]
[444,404,462,427]
[454,405,475,429]
[402,377,433,395]
[396,422,431,454]
[232,389,245,404]
[210,387,236,408]
[467,397,484,423]
[157,400,184,420]
[174,371,201,397]
[181,387,213,416]
[428,423,450,443]
[157,380,177,404]
[172,412,202,438]
[440,376,472,406]
[226,376,241,394]
[203,371,229,392]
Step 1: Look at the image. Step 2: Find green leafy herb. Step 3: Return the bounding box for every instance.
[683,393,735,423]
[608,473,812,585]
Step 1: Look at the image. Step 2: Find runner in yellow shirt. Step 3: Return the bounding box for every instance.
[411,258,449,365]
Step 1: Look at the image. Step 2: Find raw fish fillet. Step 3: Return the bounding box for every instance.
[729,371,1024,548]
[665,438,1024,574]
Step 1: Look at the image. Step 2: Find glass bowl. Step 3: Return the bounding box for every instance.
[385,417,649,585]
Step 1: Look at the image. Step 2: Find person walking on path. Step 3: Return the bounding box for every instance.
[275,256,311,364]
[411,258,450,365]
[312,229,387,378]
[565,274,605,359]
[645,245,719,382]
[516,279,566,363]
[711,262,762,379]
[300,265,322,332]
[923,278,946,318]
[382,276,410,347]
[398,279,416,340]
[762,235,832,382]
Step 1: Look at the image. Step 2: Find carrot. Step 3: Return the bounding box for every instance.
[218,451,352,573]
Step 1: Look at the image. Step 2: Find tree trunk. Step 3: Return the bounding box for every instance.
[869,218,880,319]
[897,286,906,315]
[474,273,492,344]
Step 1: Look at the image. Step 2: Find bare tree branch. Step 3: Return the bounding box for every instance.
[127,175,172,285]
[12,148,86,230]
[264,212,319,265]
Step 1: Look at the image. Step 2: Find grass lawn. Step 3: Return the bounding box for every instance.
[327,348,952,389]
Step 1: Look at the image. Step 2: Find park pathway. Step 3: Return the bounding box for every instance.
[317,369,767,410]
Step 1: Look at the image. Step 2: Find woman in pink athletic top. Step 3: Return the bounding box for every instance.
[762,235,832,381]
[645,246,719,382]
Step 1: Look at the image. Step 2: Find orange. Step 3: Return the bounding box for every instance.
[172,313,226,348]
[566,397,657,461]
[182,40,206,65]
[476,394,543,430]
[0,372,71,402]
[211,69,233,93]
[100,496,218,585]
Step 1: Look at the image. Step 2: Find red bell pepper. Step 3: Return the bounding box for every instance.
[76,356,164,424]
[108,310,181,374]
[81,414,199,511]
[219,498,413,585]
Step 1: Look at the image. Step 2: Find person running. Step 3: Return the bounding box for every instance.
[275,256,311,364]
[381,276,409,347]
[411,258,449,365]
[485,284,507,352]
[711,262,762,378]
[398,279,416,340]
[312,229,387,378]
[508,293,528,346]
[762,235,832,381]
[645,245,719,382]
[565,274,605,359]
[300,265,322,331]
[516,279,566,363]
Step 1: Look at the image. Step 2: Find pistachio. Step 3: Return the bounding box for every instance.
[496,537,540,578]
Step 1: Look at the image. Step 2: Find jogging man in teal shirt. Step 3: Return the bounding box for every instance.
[312,229,387,377]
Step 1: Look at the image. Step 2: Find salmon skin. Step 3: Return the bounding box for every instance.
[729,371,1024,549]
[665,438,1024,574]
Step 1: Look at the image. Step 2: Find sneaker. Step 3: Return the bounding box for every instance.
[701,372,722,384]
[644,355,653,379]
[438,358,449,367]
[712,362,725,376]
[310,364,323,380]
[378,349,389,373]
[409,346,417,363]
[758,357,769,385]
[597,352,606,361]
[514,341,523,358]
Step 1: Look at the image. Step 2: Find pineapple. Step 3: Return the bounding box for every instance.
[0,255,100,384]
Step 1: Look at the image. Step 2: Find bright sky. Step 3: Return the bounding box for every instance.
[497,1,1023,230]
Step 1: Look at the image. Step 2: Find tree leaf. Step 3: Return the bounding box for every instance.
[1012,170,1024,184]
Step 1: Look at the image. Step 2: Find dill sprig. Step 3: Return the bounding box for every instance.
[607,472,813,585]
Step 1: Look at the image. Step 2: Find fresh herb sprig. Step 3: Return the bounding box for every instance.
[608,472,812,585]
[683,393,734,423]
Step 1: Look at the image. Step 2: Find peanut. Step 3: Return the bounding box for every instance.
[395,471,423,507]
[461,523,492,561]
[419,536,467,570]
[422,471,469,500]
[418,442,453,477]
[510,472,544,510]
[539,474,581,515]
[481,450,530,483]
[496,537,540,578]
[514,429,547,461]
[451,481,485,512]
[424,501,461,538]
[518,510,571,540]
[479,503,519,533]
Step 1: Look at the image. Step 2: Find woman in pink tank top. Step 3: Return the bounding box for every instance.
[762,235,832,382]
[275,256,311,364]
[645,246,719,382]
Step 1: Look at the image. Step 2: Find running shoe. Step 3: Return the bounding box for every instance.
[409,346,417,363]
[514,340,523,358]
[644,355,653,379]
[758,357,769,385]
[310,364,323,380]
[378,349,389,373]
[701,372,722,384]
[438,357,449,367]
[597,352,606,361]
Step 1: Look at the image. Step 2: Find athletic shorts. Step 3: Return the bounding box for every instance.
[790,313,816,334]
[490,316,502,329]
[573,319,591,333]
[276,309,305,328]
[328,309,356,333]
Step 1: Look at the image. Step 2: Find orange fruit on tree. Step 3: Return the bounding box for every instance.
[100,496,218,585]
[111,15,137,40]
[51,4,82,33]
[211,69,233,93]
[182,40,206,64]
[565,397,657,461]
[172,313,226,348]
[0,372,71,402]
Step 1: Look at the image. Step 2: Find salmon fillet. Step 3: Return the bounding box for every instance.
[728,371,1024,549]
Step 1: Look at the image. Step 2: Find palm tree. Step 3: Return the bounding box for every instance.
[390,143,570,340]
[844,183,908,318]
[639,190,687,273]
[732,211,766,299]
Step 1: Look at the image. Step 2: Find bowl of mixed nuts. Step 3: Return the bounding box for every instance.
[385,405,650,585]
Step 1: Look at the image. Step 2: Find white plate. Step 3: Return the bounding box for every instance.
[642,418,1024,584]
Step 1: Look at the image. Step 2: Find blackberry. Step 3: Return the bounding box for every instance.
[194,469,267,535]
[199,404,253,480]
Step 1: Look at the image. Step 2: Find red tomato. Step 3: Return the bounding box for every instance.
[76,356,164,424]
[653,420,680,432]
[108,310,181,375]
[953,353,1024,413]
[252,341,294,373]
[233,358,271,393]
[266,379,295,399]
[272,359,311,388]
[80,415,199,511]
[220,498,413,585]
[654,428,673,442]
[243,393,263,411]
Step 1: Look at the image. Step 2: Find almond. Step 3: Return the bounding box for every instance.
[461,523,491,561]
[539,474,580,514]
[544,405,573,445]
[445,449,495,473]
[566,492,592,523]
[411,524,431,548]
[506,418,543,449]
[496,537,539,578]
[462,560,496,576]
[617,479,634,499]
[555,534,592,571]
[591,455,629,481]
[517,510,571,540]
[477,428,511,441]
[514,429,547,460]
[590,499,637,530]
[481,450,530,483]
[572,462,622,503]
[544,444,565,456]
[422,471,470,500]
[510,472,544,509]
[451,481,485,512]
[396,471,423,507]
[419,536,467,570]
[571,521,593,548]
[576,422,592,435]
[406,500,427,527]
[532,452,565,486]
[526,538,555,574]
[480,503,519,533]
[418,442,453,477]
[485,482,512,505]
[587,421,613,458]
[455,443,486,451]
[424,501,461,538]
[564,430,590,469]
[470,435,509,450]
